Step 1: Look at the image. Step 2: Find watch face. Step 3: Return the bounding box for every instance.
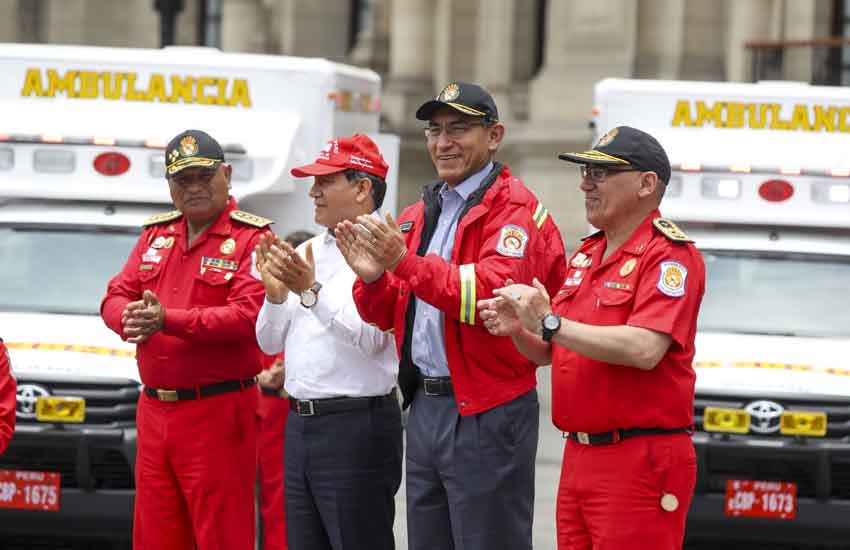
[543,314,560,330]
[300,290,317,308]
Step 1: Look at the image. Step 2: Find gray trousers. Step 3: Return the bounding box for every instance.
[405,387,539,550]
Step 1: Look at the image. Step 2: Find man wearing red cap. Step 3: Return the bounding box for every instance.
[0,339,16,455]
[254,133,402,550]
[335,83,566,550]
[101,129,270,550]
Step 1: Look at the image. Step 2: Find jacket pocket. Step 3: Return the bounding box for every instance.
[192,269,232,305]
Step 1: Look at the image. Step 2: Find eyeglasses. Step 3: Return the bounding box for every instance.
[580,165,638,182]
[423,121,487,140]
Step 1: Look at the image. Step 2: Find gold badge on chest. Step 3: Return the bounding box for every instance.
[220,238,236,255]
[619,258,637,277]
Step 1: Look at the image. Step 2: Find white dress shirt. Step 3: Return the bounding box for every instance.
[255,231,398,399]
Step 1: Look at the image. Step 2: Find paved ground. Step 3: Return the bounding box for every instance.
[392,367,563,550]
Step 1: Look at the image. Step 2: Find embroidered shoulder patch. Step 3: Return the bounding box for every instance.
[142,210,182,227]
[495,224,529,258]
[657,260,687,297]
[230,210,273,228]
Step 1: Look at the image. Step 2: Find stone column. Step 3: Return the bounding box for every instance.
[432,0,478,92]
[725,0,776,82]
[223,0,269,53]
[635,0,685,79]
[474,0,514,120]
[276,0,351,60]
[528,0,637,126]
[782,0,819,82]
[382,0,435,129]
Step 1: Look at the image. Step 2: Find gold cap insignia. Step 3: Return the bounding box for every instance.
[596,128,619,148]
[438,83,460,102]
[180,135,198,157]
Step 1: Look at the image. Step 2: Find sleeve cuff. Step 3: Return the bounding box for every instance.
[390,251,417,281]
[309,289,340,325]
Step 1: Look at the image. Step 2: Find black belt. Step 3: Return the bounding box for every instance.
[289,389,398,417]
[261,386,287,398]
[417,377,453,396]
[144,377,257,402]
[565,427,691,446]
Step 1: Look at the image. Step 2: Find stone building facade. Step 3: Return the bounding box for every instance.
[0,0,837,245]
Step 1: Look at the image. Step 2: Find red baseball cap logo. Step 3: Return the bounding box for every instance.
[291,133,389,179]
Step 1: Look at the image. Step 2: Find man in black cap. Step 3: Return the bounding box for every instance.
[335,82,566,550]
[479,126,705,549]
[102,129,271,550]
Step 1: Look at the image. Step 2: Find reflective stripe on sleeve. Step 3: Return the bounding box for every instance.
[459,263,476,325]
[533,202,549,229]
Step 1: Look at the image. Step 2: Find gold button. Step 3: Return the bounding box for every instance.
[660,493,679,512]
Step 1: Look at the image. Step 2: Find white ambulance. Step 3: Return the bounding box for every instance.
[592,78,850,546]
[0,43,398,545]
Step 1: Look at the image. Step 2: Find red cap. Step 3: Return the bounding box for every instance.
[291,133,389,179]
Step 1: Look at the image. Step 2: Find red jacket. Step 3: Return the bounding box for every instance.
[0,340,16,455]
[101,198,269,388]
[353,163,566,415]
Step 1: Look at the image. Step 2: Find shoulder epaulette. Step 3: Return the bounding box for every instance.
[142,210,182,227]
[230,210,273,228]
[653,218,693,242]
[580,230,604,241]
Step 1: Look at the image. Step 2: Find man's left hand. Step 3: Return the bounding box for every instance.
[123,290,165,344]
[266,241,316,295]
[492,278,551,335]
[354,213,407,271]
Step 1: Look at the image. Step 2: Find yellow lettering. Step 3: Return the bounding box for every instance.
[671,100,695,127]
[726,101,745,128]
[790,104,813,131]
[168,75,194,103]
[215,79,227,106]
[197,77,216,105]
[20,68,45,97]
[46,69,79,98]
[78,71,99,99]
[102,73,124,100]
[695,100,724,127]
[813,106,837,132]
[229,79,252,107]
[125,73,145,101]
[146,74,168,102]
[839,107,850,132]
[768,104,789,130]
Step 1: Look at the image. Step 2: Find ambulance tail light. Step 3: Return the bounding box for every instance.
[758,179,794,202]
[33,149,75,173]
[704,407,751,434]
[93,152,131,176]
[812,182,850,204]
[0,148,13,170]
[702,177,741,199]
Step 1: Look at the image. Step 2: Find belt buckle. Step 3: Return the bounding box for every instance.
[296,399,315,416]
[577,432,591,445]
[423,379,440,397]
[156,389,179,402]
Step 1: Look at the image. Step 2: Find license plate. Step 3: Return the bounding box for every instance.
[0,469,61,512]
[725,480,796,520]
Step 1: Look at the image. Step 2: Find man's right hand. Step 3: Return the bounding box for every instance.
[256,234,289,303]
[335,220,386,283]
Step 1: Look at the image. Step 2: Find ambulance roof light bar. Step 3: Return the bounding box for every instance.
[0,132,246,155]
[672,163,850,179]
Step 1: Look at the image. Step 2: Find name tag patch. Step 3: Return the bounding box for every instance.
[495,224,528,258]
[399,221,414,233]
[657,261,687,297]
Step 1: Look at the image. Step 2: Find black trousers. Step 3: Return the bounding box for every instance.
[284,397,403,550]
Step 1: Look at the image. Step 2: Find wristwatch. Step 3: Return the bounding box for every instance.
[541,313,561,342]
[299,281,323,308]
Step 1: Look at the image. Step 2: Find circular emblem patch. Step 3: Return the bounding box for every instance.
[657,260,687,297]
[596,127,619,147]
[439,83,460,102]
[180,135,198,157]
[220,238,236,255]
[619,258,637,277]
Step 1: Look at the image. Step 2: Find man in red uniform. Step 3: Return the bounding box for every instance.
[255,230,314,550]
[101,129,270,550]
[479,126,705,550]
[335,82,566,550]
[0,339,16,455]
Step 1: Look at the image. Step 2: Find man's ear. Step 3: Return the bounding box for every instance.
[638,171,660,199]
[487,122,506,153]
[357,176,373,204]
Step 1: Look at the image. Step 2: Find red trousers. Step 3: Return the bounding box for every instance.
[256,393,289,550]
[134,389,258,550]
[557,433,696,550]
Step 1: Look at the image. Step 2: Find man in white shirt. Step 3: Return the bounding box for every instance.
[254,133,401,550]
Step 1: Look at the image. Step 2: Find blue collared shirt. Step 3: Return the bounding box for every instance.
[411,162,494,377]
